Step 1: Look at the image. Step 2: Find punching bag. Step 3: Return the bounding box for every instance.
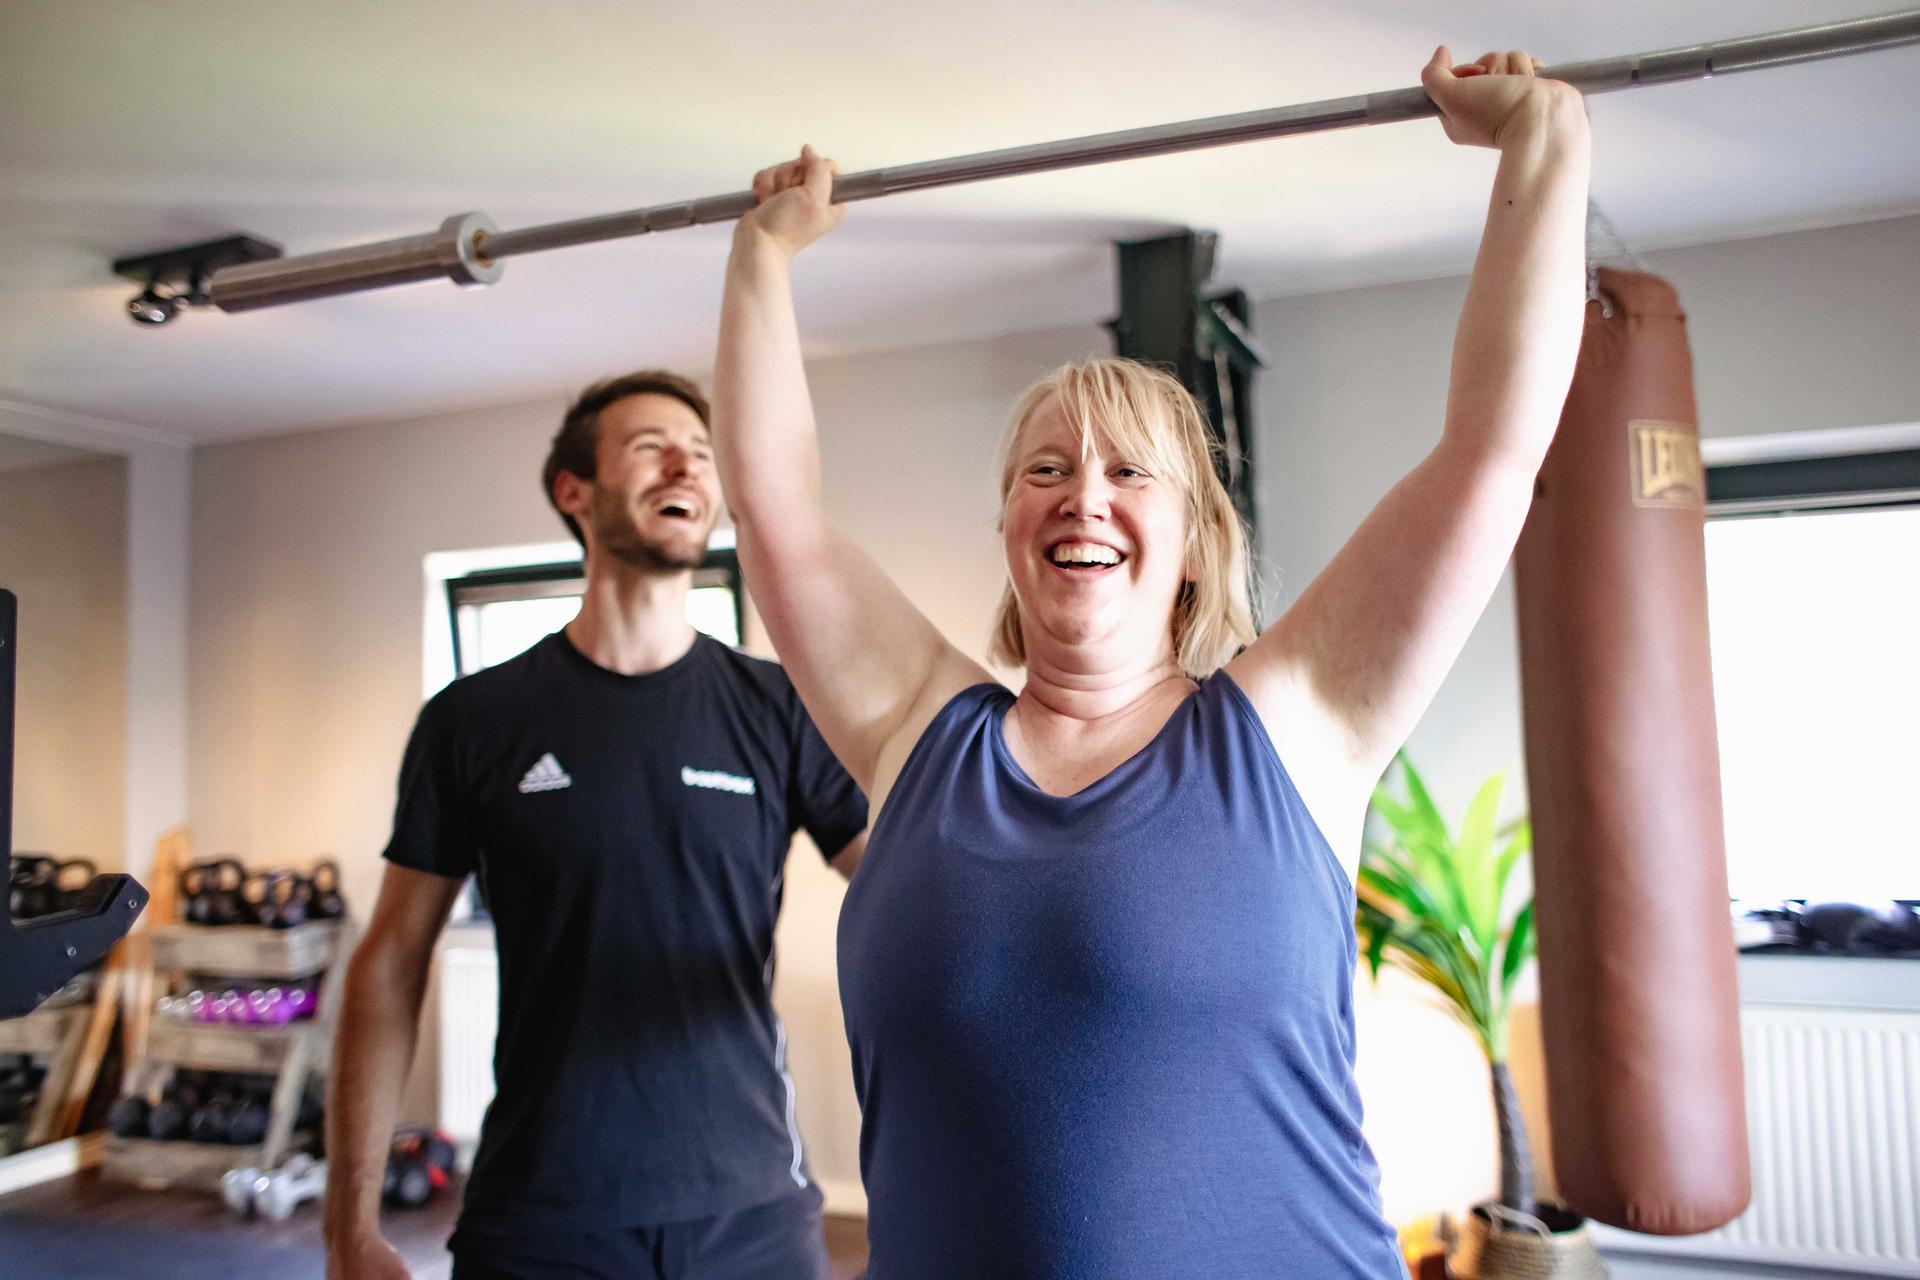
[1513,267,1749,1234]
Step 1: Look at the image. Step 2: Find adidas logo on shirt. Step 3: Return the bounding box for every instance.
[681,766,756,796]
[518,753,573,794]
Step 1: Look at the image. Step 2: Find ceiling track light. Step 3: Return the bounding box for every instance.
[111,234,282,326]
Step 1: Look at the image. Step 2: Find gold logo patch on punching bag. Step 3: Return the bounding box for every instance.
[1628,420,1704,509]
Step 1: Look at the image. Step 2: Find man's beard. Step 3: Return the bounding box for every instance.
[588,486,709,572]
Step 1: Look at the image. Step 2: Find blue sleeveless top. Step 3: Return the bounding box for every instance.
[838,673,1405,1278]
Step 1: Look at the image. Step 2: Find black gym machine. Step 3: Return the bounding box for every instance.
[0,588,147,1021]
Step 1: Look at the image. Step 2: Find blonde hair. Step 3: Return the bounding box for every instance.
[988,357,1257,678]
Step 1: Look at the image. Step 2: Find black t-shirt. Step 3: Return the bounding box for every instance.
[382,631,866,1231]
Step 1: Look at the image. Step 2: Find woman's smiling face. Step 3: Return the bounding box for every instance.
[1001,393,1191,668]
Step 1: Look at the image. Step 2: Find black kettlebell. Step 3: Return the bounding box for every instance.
[0,1055,36,1101]
[183,859,247,927]
[308,860,346,921]
[170,1069,206,1108]
[52,858,97,913]
[240,870,281,927]
[296,1082,324,1133]
[189,1091,236,1144]
[227,1089,271,1146]
[179,863,213,925]
[10,855,58,919]
[147,1096,188,1141]
[244,869,312,929]
[108,1095,151,1138]
[0,1073,27,1125]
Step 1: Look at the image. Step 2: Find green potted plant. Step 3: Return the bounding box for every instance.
[1357,756,1606,1279]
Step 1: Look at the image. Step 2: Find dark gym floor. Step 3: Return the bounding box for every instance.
[0,1168,871,1279]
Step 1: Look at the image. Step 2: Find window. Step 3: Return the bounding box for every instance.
[445,549,744,679]
[1703,427,1920,903]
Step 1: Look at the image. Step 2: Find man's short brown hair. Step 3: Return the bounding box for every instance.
[542,371,711,544]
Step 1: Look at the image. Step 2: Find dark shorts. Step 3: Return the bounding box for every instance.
[448,1189,830,1280]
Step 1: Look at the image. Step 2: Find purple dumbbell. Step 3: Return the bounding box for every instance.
[247,988,296,1026]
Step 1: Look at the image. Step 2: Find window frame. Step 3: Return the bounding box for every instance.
[1703,427,1920,519]
[1701,428,1920,915]
[444,548,745,678]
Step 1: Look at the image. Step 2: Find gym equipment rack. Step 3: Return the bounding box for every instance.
[103,880,356,1193]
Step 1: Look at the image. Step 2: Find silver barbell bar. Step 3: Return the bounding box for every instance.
[209,8,1920,314]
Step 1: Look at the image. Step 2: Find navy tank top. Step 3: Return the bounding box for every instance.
[838,673,1406,1278]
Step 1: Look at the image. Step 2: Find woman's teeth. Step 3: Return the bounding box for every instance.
[1050,544,1120,567]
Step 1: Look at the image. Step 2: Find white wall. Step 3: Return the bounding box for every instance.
[183,212,1920,1218]
[0,455,128,868]
[0,399,192,889]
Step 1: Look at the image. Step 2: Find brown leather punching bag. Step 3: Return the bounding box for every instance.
[1514,268,1749,1234]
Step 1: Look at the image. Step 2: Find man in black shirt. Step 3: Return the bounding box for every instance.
[324,371,866,1280]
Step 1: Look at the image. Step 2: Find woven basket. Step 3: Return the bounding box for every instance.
[1448,1203,1609,1280]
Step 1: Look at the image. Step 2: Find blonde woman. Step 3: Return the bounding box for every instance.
[713,47,1588,1279]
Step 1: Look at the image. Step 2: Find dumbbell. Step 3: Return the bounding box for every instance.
[308,860,346,921]
[190,986,307,1026]
[219,1163,260,1215]
[383,1126,457,1208]
[224,1153,327,1221]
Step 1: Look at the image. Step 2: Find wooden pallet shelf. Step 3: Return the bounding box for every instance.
[149,920,341,981]
[103,916,355,1190]
[0,1004,89,1057]
[0,1002,94,1152]
[142,1020,314,1075]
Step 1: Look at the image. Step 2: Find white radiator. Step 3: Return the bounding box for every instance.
[438,944,499,1155]
[1593,1004,1920,1276]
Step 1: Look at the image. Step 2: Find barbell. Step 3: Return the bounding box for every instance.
[207,8,1920,314]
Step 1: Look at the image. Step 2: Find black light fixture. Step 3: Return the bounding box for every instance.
[112,234,282,326]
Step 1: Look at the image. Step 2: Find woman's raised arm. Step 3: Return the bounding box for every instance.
[1229,50,1591,832]
[713,148,986,795]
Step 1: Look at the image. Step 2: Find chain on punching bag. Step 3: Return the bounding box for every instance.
[1514,267,1749,1234]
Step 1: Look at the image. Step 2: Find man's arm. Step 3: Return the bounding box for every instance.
[324,864,465,1280]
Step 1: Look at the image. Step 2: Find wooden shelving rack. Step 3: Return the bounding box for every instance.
[0,975,101,1154]
[101,918,354,1191]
